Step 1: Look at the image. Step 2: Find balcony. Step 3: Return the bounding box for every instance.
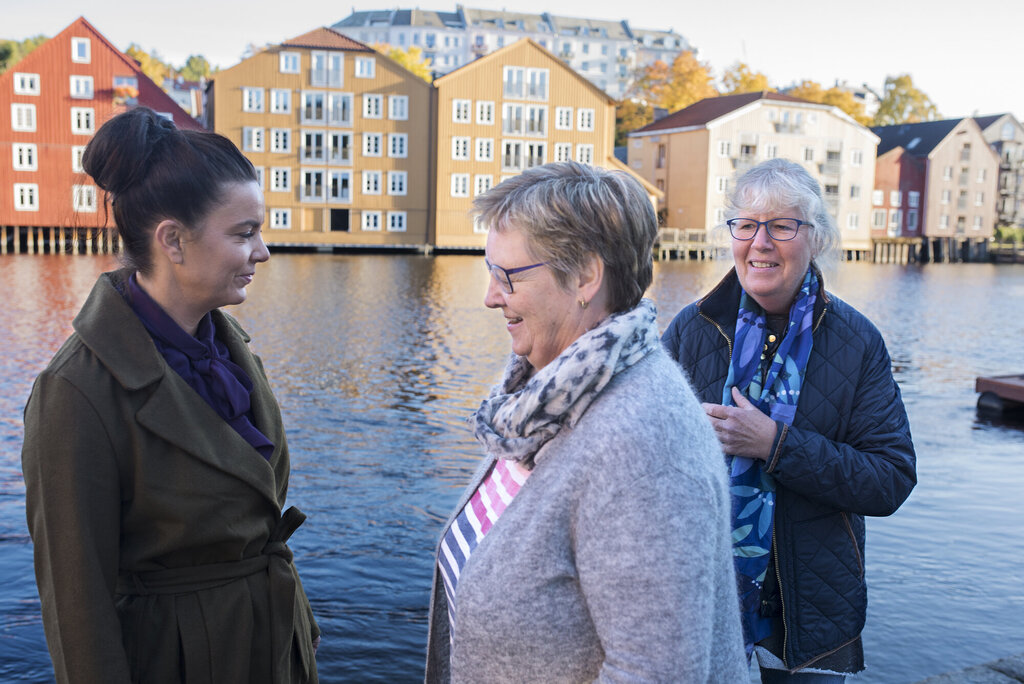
[732,156,757,175]
[774,122,805,135]
[819,161,842,177]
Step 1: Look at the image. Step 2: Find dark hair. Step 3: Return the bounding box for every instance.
[82,107,257,273]
[473,162,657,313]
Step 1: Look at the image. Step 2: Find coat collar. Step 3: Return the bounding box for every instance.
[74,270,281,507]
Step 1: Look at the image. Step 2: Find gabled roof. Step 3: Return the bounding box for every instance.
[462,8,552,34]
[433,37,614,103]
[281,27,374,52]
[606,155,663,199]
[973,113,1009,131]
[871,119,962,157]
[632,92,808,134]
[546,14,632,41]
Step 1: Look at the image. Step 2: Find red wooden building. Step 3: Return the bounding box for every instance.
[0,17,202,253]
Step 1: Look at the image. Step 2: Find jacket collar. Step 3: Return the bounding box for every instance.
[74,270,280,507]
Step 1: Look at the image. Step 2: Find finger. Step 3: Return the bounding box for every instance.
[702,402,723,419]
[731,386,753,408]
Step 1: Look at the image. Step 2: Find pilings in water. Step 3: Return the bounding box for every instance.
[655,228,719,261]
[872,237,993,264]
[0,226,121,255]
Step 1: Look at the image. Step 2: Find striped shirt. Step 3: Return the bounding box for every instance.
[437,457,531,643]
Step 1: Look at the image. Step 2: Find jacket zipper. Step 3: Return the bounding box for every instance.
[841,512,864,578]
[699,312,733,359]
[772,528,789,669]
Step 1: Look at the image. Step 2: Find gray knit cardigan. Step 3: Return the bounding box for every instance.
[425,347,748,683]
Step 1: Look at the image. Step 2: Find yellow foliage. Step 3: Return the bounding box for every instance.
[722,62,773,95]
[373,43,432,82]
[631,50,717,113]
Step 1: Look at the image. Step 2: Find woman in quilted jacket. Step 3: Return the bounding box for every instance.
[662,158,916,683]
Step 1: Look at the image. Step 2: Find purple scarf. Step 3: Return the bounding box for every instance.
[128,274,274,460]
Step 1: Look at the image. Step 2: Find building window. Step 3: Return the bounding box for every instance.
[13,144,37,171]
[302,92,326,124]
[13,72,40,95]
[363,94,383,119]
[451,173,470,197]
[71,37,90,63]
[253,167,264,189]
[907,209,918,230]
[909,191,920,208]
[72,146,86,172]
[943,165,953,181]
[525,106,547,136]
[328,93,353,127]
[803,147,814,162]
[502,141,523,171]
[850,150,863,166]
[871,189,884,206]
[872,209,886,228]
[362,133,382,157]
[301,169,325,201]
[311,52,343,88]
[715,208,726,225]
[12,103,36,131]
[941,189,951,204]
[889,209,902,230]
[270,167,291,192]
[764,144,778,159]
[328,170,352,202]
[474,174,493,196]
[328,133,352,164]
[977,168,987,183]
[388,133,408,158]
[453,99,471,123]
[388,171,407,196]
[973,215,983,230]
[716,176,729,194]
[846,213,859,229]
[452,136,471,160]
[554,142,572,163]
[242,87,264,112]
[301,131,325,162]
[362,210,382,231]
[890,190,901,207]
[389,95,409,120]
[575,144,594,165]
[270,89,291,114]
[243,127,265,152]
[555,107,573,130]
[270,128,291,153]
[73,185,97,212]
[71,107,95,135]
[503,103,524,135]
[355,56,376,78]
[475,138,494,162]
[69,75,94,99]
[849,185,860,199]
[525,142,546,168]
[14,183,39,211]
[387,211,407,232]
[477,101,495,125]
[362,170,382,195]
[270,209,291,229]
[577,108,595,131]
[939,214,950,229]
[975,191,984,206]
[280,52,301,74]
[717,140,731,157]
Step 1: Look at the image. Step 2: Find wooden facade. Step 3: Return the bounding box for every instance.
[207,28,433,249]
[0,17,201,251]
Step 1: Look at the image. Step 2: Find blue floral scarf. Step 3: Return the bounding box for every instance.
[723,267,819,656]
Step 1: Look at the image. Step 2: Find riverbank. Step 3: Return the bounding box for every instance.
[914,653,1024,683]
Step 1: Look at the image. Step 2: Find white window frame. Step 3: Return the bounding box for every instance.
[71,37,90,63]
[13,143,37,171]
[270,208,292,229]
[846,213,859,229]
[388,133,408,158]
[474,174,493,196]
[301,130,326,163]
[973,215,984,230]
[716,176,729,194]
[389,95,409,120]
[525,105,547,136]
[362,133,382,157]
[362,210,382,231]
[328,170,352,203]
[503,103,524,135]
[555,106,573,131]
[941,189,951,204]
[328,132,352,165]
[476,100,495,125]
[909,191,920,208]
[387,171,408,196]
[451,173,470,197]
[243,87,265,112]
[355,56,376,78]
[363,94,383,119]
[270,88,291,114]
[577,108,595,132]
[890,190,901,207]
[387,211,407,232]
[279,52,301,74]
[452,99,471,123]
[576,144,594,165]
[975,191,985,206]
[850,150,863,166]
[502,140,523,172]
[327,92,353,127]
[73,184,97,212]
[71,107,95,135]
[270,167,292,192]
[943,165,953,181]
[475,138,494,162]
[12,103,36,132]
[889,208,902,230]
[362,170,382,195]
[301,91,326,124]
[764,144,778,159]
[301,169,325,202]
[452,136,471,160]
[14,183,39,211]
[803,147,814,162]
[554,142,572,163]
[72,146,86,173]
[977,168,987,183]
[872,209,886,228]
[939,214,950,229]
[718,140,731,157]
[243,126,265,152]
[872,189,884,206]
[253,167,264,190]
[13,72,40,95]
[270,128,291,153]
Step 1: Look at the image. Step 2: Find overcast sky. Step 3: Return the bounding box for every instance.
[5,0,1020,120]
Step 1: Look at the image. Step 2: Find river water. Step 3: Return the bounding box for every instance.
[1,253,1022,683]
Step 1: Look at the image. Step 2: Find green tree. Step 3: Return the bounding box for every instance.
[787,80,871,126]
[0,35,47,73]
[178,54,213,82]
[872,74,940,126]
[721,62,772,95]
[374,43,431,82]
[125,43,175,85]
[631,50,717,113]
[615,98,654,147]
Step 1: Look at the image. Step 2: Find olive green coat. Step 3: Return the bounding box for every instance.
[22,270,319,684]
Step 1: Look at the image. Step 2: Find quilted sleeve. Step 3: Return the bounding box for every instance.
[765,320,917,517]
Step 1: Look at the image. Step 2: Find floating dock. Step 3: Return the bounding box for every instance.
[976,374,1024,412]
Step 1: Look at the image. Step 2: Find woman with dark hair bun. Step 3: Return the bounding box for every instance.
[22,107,320,684]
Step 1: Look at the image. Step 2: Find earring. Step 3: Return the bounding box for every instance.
[578,299,589,310]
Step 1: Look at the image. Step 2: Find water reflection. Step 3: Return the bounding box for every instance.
[1,254,1023,683]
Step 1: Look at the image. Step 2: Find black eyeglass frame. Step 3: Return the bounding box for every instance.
[725,217,812,242]
[484,258,547,294]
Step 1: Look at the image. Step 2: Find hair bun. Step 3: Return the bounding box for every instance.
[82,107,179,197]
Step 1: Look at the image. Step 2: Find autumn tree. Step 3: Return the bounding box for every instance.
[615,99,654,147]
[785,80,871,126]
[179,55,214,82]
[373,43,432,82]
[631,50,717,113]
[872,74,940,126]
[0,35,47,73]
[721,62,772,95]
[125,43,175,84]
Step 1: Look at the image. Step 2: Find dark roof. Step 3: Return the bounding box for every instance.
[870,119,962,157]
[973,114,1008,131]
[632,91,808,134]
[281,27,374,52]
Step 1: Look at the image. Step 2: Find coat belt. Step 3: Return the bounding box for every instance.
[116,506,311,684]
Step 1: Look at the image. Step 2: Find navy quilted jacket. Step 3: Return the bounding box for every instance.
[661,268,916,671]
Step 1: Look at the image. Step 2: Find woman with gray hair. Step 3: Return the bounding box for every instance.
[662,158,916,682]
[425,161,746,683]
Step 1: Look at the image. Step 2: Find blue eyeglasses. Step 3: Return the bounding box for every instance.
[726,217,811,241]
[485,258,546,294]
